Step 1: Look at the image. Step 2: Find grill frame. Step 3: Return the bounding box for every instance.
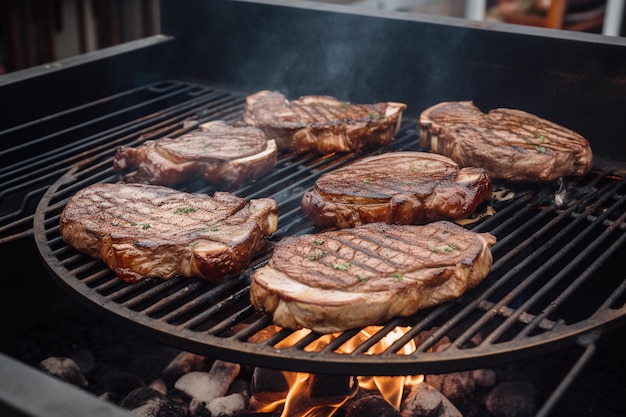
[32,81,626,376]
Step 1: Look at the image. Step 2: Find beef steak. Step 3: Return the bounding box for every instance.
[113,120,278,188]
[59,183,278,283]
[242,90,407,154]
[250,221,496,333]
[418,101,593,182]
[301,152,492,229]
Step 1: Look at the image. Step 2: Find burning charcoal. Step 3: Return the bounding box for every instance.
[425,371,475,415]
[207,392,248,416]
[485,381,538,417]
[228,377,251,396]
[401,382,462,417]
[472,368,497,388]
[344,394,402,417]
[310,374,354,398]
[251,367,290,402]
[120,386,186,417]
[149,378,168,395]
[174,360,240,414]
[38,357,88,388]
[162,351,212,386]
[256,373,358,416]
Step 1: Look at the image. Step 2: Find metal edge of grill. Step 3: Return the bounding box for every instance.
[28,83,626,377]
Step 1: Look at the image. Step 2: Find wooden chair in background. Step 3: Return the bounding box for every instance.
[488,0,607,32]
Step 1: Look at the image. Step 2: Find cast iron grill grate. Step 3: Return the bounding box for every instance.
[0,80,245,244]
[32,83,626,376]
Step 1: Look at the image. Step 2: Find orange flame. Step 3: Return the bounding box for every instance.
[251,326,423,416]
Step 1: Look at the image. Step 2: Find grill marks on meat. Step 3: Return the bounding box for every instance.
[59,183,278,283]
[418,101,593,182]
[250,221,496,333]
[113,120,277,188]
[243,90,407,154]
[301,152,492,229]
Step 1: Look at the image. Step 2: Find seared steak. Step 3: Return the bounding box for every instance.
[301,152,492,229]
[250,221,496,333]
[418,101,593,182]
[242,90,407,154]
[59,183,278,283]
[113,120,278,188]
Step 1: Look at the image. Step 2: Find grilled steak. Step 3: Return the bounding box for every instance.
[59,183,278,283]
[113,120,278,188]
[250,221,496,333]
[242,90,407,154]
[418,101,593,182]
[301,152,492,229]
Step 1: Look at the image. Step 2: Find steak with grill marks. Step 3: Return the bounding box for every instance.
[59,183,278,284]
[418,101,593,182]
[250,221,496,333]
[113,120,278,188]
[242,90,407,154]
[301,152,492,229]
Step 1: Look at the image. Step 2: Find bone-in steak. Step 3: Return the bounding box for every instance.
[113,120,278,188]
[301,152,492,229]
[418,101,593,182]
[250,221,496,333]
[59,183,279,283]
[243,90,407,154]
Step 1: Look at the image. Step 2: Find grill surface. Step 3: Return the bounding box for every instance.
[31,81,626,376]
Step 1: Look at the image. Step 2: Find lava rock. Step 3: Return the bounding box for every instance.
[39,356,88,388]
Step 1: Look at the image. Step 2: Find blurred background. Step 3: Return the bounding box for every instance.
[0,0,624,75]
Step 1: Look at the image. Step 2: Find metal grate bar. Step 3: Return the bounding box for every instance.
[33,86,626,376]
[449,178,626,349]
[1,81,244,242]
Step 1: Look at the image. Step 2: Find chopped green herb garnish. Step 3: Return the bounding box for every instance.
[535,146,547,153]
[333,262,351,271]
[393,272,403,281]
[357,275,367,283]
[342,101,351,108]
[210,226,219,232]
[428,245,440,253]
[362,178,371,184]
[180,146,189,153]
[142,223,151,230]
[314,240,325,246]
[175,207,197,215]
[444,244,456,253]
[369,113,382,121]
[110,221,120,226]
